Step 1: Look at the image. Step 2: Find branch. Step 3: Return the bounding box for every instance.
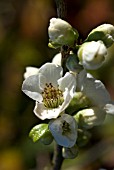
[54,0,67,19]
[51,143,64,170]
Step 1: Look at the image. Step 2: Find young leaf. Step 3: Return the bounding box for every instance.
[29,124,51,142]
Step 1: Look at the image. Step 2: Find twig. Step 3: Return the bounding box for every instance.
[51,1,67,169]
[51,143,64,170]
[54,0,67,19]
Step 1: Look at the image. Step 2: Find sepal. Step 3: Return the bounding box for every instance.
[85,24,114,48]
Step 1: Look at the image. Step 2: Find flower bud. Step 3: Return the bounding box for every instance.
[78,41,107,70]
[62,144,78,159]
[74,107,106,129]
[48,18,79,48]
[85,24,114,48]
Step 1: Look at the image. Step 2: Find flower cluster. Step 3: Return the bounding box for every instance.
[22,18,114,159]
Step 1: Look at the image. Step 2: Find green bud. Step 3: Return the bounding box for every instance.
[78,41,107,70]
[48,18,79,48]
[66,92,90,114]
[85,24,114,48]
[62,144,78,159]
[66,54,83,72]
[74,107,106,129]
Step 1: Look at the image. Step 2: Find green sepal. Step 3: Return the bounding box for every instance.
[29,124,52,143]
[85,31,113,48]
[66,54,83,73]
[48,41,61,49]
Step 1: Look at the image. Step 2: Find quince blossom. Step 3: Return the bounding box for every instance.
[75,69,114,127]
[22,63,76,120]
[49,114,77,148]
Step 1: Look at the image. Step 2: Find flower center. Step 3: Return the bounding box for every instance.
[42,83,64,108]
[62,121,71,135]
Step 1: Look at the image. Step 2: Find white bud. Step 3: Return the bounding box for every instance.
[48,18,79,48]
[74,107,106,129]
[78,41,107,70]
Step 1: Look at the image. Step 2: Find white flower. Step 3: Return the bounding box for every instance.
[78,41,107,70]
[52,53,62,66]
[48,18,79,48]
[22,63,76,120]
[24,66,39,79]
[73,70,114,128]
[77,70,114,114]
[49,114,78,148]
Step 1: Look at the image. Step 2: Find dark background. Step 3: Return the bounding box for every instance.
[0,0,114,169]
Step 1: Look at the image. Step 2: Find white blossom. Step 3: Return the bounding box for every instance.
[73,70,114,128]
[49,114,77,148]
[22,63,76,120]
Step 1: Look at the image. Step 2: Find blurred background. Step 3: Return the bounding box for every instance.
[0,0,114,170]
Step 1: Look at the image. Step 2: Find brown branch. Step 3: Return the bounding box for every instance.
[51,143,64,170]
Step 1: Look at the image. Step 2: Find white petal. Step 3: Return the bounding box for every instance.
[22,74,43,101]
[59,88,73,113]
[76,107,106,129]
[24,67,39,79]
[49,114,77,148]
[39,63,63,87]
[52,53,62,66]
[76,69,87,90]
[104,102,114,114]
[34,102,62,120]
[77,70,111,107]
[58,72,76,94]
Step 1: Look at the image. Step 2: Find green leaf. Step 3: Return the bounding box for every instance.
[29,124,51,142]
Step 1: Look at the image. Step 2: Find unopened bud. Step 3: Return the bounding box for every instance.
[74,107,106,129]
[78,41,107,70]
[85,23,114,48]
[62,144,78,159]
[48,18,79,48]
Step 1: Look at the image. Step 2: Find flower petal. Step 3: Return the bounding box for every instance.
[49,114,77,148]
[77,70,111,107]
[34,102,62,120]
[104,102,114,114]
[39,63,63,87]
[22,74,43,101]
[75,107,106,129]
[24,67,39,79]
[58,72,76,94]
[59,88,73,113]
